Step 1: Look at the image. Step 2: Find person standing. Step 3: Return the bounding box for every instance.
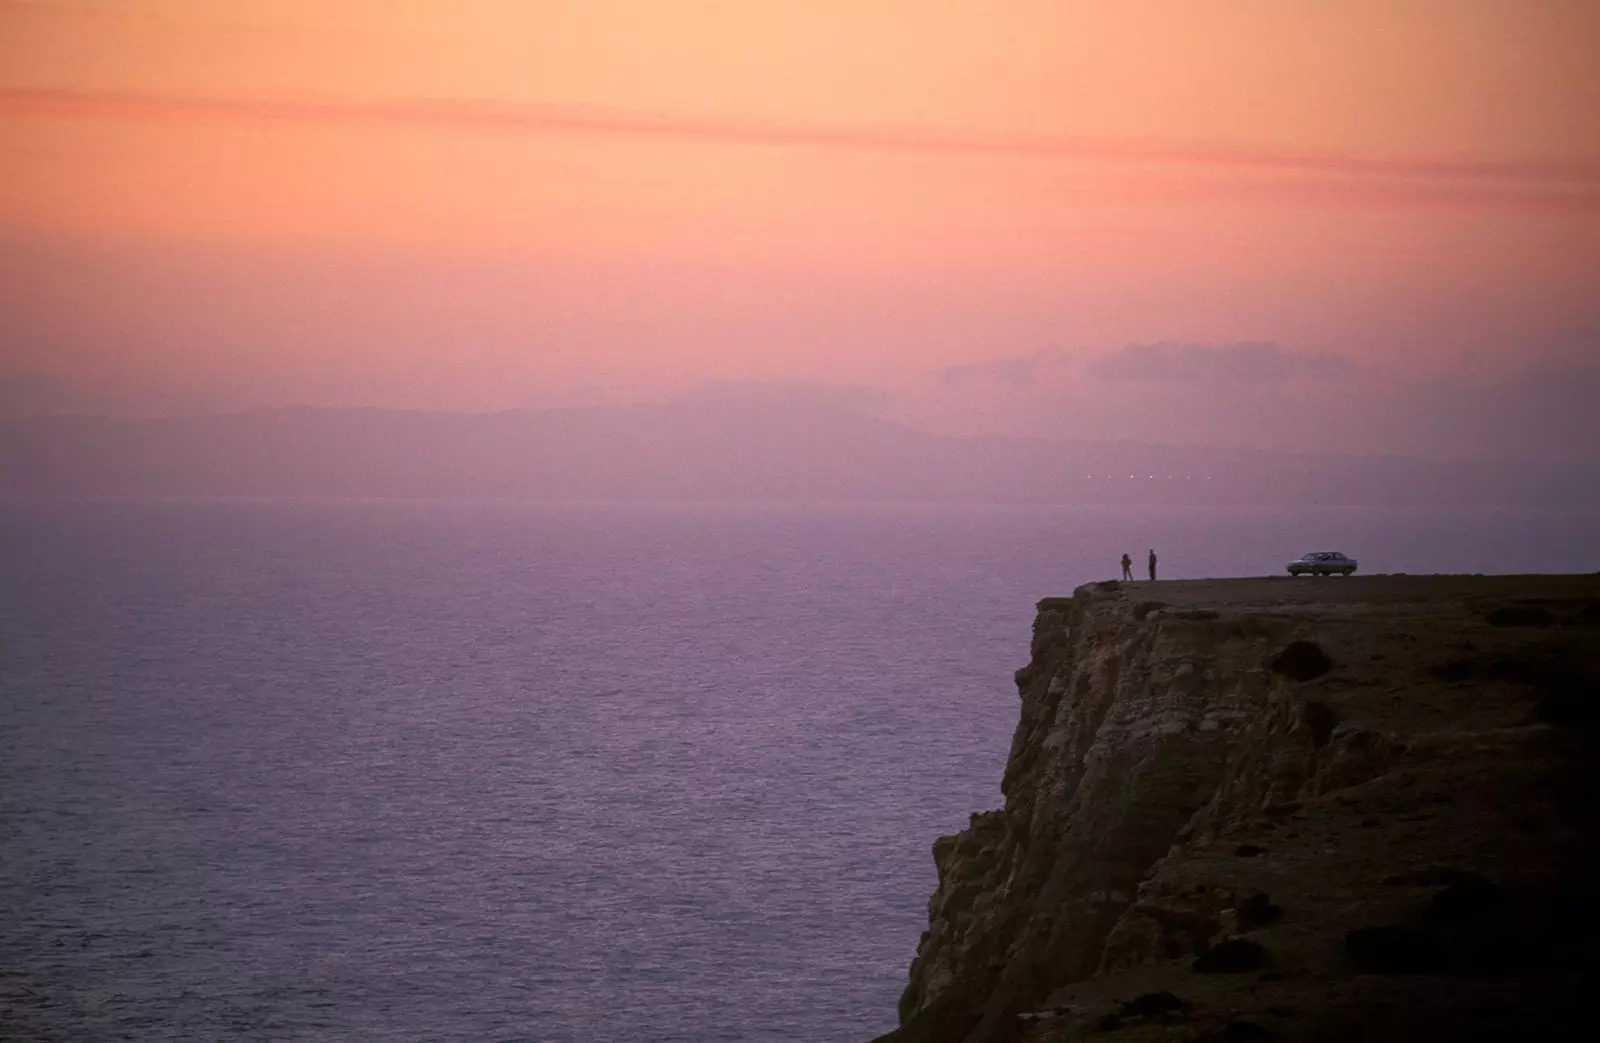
[1148,548,1158,581]
[1120,553,1133,581]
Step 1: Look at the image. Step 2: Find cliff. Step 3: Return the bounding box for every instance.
[875,575,1600,1043]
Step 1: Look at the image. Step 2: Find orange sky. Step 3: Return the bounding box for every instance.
[2,0,1598,453]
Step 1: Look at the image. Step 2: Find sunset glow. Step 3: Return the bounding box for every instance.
[3,0,1597,456]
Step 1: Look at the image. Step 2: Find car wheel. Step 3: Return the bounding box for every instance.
[1342,568,1354,576]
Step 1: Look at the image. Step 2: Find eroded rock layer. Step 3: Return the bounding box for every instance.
[875,575,1600,1043]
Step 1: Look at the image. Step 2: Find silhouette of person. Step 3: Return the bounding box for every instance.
[1120,553,1133,581]
[1148,548,1157,581]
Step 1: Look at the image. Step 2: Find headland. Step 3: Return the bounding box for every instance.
[876,574,1600,1043]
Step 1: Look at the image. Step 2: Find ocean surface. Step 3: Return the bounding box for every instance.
[2,501,1596,1042]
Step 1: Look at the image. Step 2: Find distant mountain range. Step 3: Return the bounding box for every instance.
[2,400,1595,507]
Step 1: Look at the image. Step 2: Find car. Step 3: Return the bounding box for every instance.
[1288,551,1357,576]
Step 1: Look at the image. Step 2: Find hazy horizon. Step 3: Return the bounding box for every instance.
[5,387,1598,508]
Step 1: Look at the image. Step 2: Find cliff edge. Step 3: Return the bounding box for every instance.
[875,575,1600,1043]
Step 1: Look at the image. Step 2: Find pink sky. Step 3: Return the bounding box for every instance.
[2,0,1597,457]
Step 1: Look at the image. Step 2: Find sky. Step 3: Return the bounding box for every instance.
[2,0,1598,459]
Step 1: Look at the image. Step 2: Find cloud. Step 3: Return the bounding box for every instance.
[4,88,1599,213]
[1084,341,1350,385]
[939,350,1066,387]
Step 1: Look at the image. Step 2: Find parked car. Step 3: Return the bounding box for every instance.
[1288,551,1357,576]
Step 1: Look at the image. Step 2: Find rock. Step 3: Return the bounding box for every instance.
[1237,893,1282,928]
[1269,641,1333,682]
[1538,875,1600,949]
[1420,876,1506,927]
[1385,867,1473,887]
[1486,605,1554,627]
[878,575,1600,1043]
[1532,677,1600,729]
[1193,939,1268,973]
[1299,699,1338,747]
[1188,1021,1273,1043]
[1118,991,1189,1019]
[1097,992,1192,1030]
[1344,925,1446,973]
[1014,1005,1081,1024]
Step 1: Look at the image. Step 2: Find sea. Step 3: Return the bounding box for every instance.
[2,500,1596,1042]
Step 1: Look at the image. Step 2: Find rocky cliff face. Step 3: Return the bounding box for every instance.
[875,575,1600,1043]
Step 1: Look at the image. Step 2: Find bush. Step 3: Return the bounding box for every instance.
[1193,939,1268,973]
[1271,641,1333,682]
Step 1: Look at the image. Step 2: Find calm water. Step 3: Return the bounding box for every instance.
[2,501,1596,1042]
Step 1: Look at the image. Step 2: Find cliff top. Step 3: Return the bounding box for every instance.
[1044,572,1600,612]
[883,572,1600,1043]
